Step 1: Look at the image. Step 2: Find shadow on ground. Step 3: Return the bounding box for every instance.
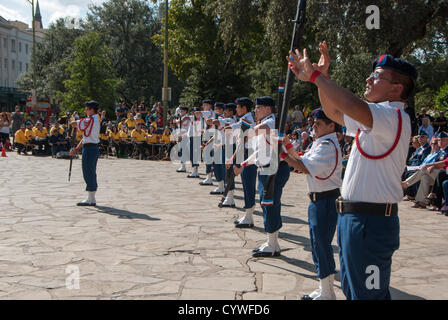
[93,206,161,221]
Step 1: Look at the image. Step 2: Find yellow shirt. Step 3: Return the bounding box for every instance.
[25,128,35,141]
[32,127,48,138]
[118,122,126,131]
[135,119,145,125]
[119,130,130,141]
[146,134,160,144]
[126,119,136,129]
[161,134,172,144]
[99,133,108,140]
[50,127,64,135]
[14,130,28,144]
[76,129,83,142]
[109,131,120,141]
[131,129,147,142]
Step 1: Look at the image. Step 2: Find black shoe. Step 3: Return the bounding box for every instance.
[76,202,96,207]
[199,181,213,186]
[235,223,254,229]
[218,202,235,208]
[252,250,280,258]
[210,190,224,195]
[187,174,200,178]
[301,295,314,300]
[177,168,187,173]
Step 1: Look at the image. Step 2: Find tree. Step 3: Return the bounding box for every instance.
[58,32,120,114]
[84,0,183,105]
[434,82,448,111]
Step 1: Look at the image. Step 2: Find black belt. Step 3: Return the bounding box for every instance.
[336,197,398,217]
[309,188,340,202]
[83,143,98,147]
[261,161,288,169]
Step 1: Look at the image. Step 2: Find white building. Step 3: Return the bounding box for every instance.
[0,7,44,111]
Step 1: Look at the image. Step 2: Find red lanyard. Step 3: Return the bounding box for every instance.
[315,139,339,181]
[355,107,402,160]
[79,116,94,138]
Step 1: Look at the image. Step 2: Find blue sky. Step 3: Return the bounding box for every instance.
[0,0,107,27]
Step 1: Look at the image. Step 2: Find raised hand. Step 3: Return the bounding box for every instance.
[312,41,330,77]
[286,48,315,82]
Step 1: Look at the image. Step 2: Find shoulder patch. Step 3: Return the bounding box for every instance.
[320,141,330,145]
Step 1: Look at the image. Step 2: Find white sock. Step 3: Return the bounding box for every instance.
[88,191,96,203]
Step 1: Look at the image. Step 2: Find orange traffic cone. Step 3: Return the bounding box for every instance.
[1,146,6,157]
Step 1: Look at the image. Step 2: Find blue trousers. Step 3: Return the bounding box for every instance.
[337,212,400,300]
[442,180,448,205]
[214,147,235,190]
[241,164,257,209]
[82,145,99,192]
[308,197,338,279]
[258,163,290,233]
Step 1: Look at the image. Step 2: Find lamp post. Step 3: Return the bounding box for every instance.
[162,0,169,128]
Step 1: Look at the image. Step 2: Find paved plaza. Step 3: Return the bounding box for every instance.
[0,153,447,300]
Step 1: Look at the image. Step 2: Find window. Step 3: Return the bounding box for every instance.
[19,42,22,52]
[26,63,29,72]
[19,61,22,72]
[12,60,15,70]
[4,58,7,69]
[11,39,15,52]
[25,43,28,54]
[3,38,7,48]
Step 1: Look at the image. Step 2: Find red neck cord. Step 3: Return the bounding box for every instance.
[355,107,402,160]
[315,139,339,181]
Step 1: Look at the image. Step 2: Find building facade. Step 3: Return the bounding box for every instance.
[0,7,44,112]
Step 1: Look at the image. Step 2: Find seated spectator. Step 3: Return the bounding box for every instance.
[118,117,127,131]
[14,124,30,155]
[135,113,145,126]
[125,113,136,131]
[402,133,448,208]
[419,117,434,140]
[48,129,68,158]
[50,122,65,136]
[118,125,132,158]
[131,122,148,159]
[407,136,420,163]
[99,123,110,156]
[289,131,301,152]
[108,125,120,156]
[300,131,312,153]
[32,122,50,154]
[433,110,447,134]
[24,121,35,145]
[146,125,161,158]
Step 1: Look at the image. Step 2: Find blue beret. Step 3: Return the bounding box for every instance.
[202,99,214,105]
[192,107,201,112]
[438,131,448,138]
[25,121,33,126]
[214,102,225,109]
[180,106,189,111]
[235,97,254,109]
[85,100,99,109]
[224,103,237,111]
[418,128,428,136]
[255,96,275,108]
[372,55,418,81]
[312,108,331,121]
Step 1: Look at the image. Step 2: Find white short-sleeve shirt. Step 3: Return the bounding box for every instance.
[254,114,276,167]
[301,132,343,193]
[76,114,100,144]
[342,101,411,203]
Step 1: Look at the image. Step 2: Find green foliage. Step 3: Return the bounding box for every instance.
[415,88,435,112]
[434,83,448,110]
[58,32,120,114]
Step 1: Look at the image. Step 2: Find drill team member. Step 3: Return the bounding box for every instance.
[288,42,416,299]
[232,98,257,227]
[281,108,342,300]
[198,99,215,186]
[234,96,290,257]
[70,101,101,206]
[175,106,191,173]
[187,107,205,178]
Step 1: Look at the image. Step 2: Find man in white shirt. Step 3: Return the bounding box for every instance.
[287,42,417,300]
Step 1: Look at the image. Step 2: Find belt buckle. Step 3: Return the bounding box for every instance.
[337,198,343,213]
[313,193,317,202]
[385,203,392,217]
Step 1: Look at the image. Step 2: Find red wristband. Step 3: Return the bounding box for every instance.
[285,143,293,151]
[242,161,248,168]
[280,152,288,160]
[310,70,322,83]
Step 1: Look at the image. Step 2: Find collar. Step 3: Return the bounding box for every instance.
[314,132,337,144]
[261,113,275,122]
[380,101,406,110]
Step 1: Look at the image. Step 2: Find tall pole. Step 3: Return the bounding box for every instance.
[162,0,168,128]
[27,0,37,121]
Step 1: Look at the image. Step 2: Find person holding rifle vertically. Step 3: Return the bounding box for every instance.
[281,108,342,300]
[287,42,416,300]
[70,101,101,207]
[233,97,290,257]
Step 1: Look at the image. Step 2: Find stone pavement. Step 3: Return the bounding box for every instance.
[0,152,447,300]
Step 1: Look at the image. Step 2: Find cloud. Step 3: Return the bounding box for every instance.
[0,4,29,24]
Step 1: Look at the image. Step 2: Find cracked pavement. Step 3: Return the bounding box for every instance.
[0,153,447,299]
